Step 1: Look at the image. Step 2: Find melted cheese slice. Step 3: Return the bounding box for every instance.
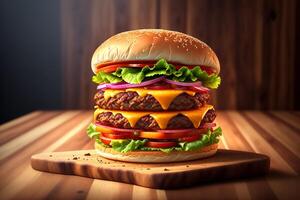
[103,89,196,110]
[94,104,213,129]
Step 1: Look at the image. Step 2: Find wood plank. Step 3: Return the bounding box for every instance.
[268,111,300,131]
[0,111,42,131]
[0,112,91,198]
[129,0,158,29]
[245,112,300,157]
[18,140,94,200]
[226,111,297,175]
[262,0,296,109]
[217,112,299,199]
[31,149,270,189]
[0,111,80,161]
[86,179,133,200]
[165,181,239,200]
[217,112,253,152]
[132,185,159,200]
[61,0,96,109]
[243,112,300,173]
[160,0,187,32]
[0,111,61,145]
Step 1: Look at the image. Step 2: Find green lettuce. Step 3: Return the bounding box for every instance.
[140,146,182,153]
[87,123,100,139]
[92,71,123,83]
[92,127,222,153]
[179,127,222,151]
[92,59,221,89]
[97,139,147,153]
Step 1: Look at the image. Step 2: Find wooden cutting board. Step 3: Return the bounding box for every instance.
[31,149,270,189]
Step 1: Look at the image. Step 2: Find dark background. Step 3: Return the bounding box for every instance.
[0,0,299,124]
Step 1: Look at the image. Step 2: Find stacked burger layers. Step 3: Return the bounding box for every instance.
[87,29,222,163]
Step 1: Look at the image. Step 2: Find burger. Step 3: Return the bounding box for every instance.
[87,29,222,163]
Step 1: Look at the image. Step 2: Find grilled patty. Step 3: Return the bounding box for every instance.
[94,91,209,111]
[95,109,216,130]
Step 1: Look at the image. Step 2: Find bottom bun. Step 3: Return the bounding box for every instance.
[95,142,218,163]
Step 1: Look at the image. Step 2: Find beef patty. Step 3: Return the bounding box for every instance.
[94,91,209,111]
[95,109,216,130]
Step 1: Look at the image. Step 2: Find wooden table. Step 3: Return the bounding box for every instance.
[0,111,299,200]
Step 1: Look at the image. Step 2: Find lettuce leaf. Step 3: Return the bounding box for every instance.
[87,123,100,139]
[140,146,182,153]
[112,68,145,84]
[179,127,222,151]
[92,59,221,89]
[92,71,122,83]
[110,139,147,153]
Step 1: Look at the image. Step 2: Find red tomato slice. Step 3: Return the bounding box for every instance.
[145,141,177,148]
[100,136,112,145]
[139,131,199,140]
[100,65,122,73]
[178,134,200,142]
[101,133,133,139]
[101,133,136,139]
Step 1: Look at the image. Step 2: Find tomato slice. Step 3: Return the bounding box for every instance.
[145,141,177,148]
[178,134,200,142]
[139,131,200,140]
[101,133,136,139]
[100,65,122,73]
[100,136,113,145]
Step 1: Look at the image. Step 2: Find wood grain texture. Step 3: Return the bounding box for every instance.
[31,149,270,189]
[0,111,299,199]
[60,0,298,110]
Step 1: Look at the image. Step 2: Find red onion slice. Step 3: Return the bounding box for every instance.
[97,82,123,90]
[95,123,211,134]
[165,79,210,92]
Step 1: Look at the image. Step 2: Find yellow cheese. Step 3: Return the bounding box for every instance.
[103,89,196,110]
[94,105,213,129]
